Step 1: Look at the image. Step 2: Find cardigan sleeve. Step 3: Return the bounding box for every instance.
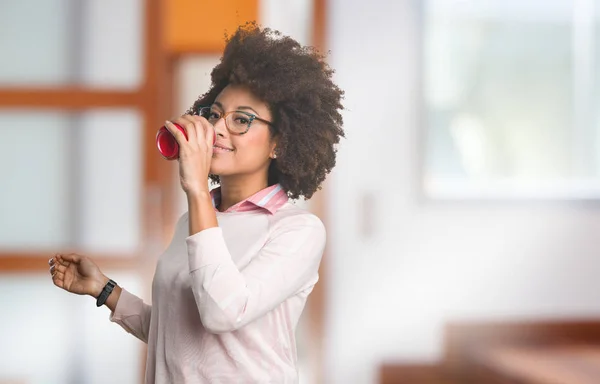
[109,288,152,343]
[186,213,325,334]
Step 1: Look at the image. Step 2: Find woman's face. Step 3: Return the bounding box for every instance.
[208,85,276,181]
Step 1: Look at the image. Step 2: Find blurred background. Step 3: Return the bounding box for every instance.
[3,0,600,383]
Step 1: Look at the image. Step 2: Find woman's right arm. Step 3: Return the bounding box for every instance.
[49,253,152,343]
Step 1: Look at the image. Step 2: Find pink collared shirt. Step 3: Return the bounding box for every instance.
[110,184,325,383]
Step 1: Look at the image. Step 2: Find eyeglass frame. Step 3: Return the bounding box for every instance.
[194,105,273,135]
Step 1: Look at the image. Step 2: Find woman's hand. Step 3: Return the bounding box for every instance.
[164,115,215,196]
[49,253,109,297]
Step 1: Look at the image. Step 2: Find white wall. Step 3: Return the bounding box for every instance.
[325,1,600,383]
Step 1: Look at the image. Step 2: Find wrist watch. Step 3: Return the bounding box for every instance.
[96,279,117,307]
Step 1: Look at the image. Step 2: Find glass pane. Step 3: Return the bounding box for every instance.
[260,0,314,45]
[0,273,143,384]
[0,0,73,85]
[80,0,144,89]
[176,55,222,114]
[0,111,71,249]
[0,109,142,254]
[78,110,142,253]
[422,0,596,198]
[595,2,600,173]
[0,0,143,88]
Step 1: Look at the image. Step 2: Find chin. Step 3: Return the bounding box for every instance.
[209,163,233,177]
[210,157,228,174]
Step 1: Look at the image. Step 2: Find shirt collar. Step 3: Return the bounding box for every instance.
[210,184,289,214]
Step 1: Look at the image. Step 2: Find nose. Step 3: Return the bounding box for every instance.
[212,116,228,137]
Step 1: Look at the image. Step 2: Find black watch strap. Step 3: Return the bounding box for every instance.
[96,279,117,307]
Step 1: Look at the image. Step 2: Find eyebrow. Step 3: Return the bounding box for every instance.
[213,101,260,116]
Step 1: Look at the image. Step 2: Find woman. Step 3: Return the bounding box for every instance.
[48,23,344,383]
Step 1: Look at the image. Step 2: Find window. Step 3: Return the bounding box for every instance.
[0,1,158,382]
[423,0,600,199]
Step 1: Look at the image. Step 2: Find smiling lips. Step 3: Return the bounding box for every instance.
[213,143,234,152]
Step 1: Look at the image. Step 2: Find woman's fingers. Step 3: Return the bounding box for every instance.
[57,253,80,264]
[54,263,66,273]
[164,120,188,146]
[178,115,204,145]
[49,254,70,290]
[202,117,215,146]
[174,116,198,140]
[55,255,67,267]
[180,114,214,147]
[50,263,64,284]
[49,262,64,273]
[53,271,65,288]
[191,114,214,146]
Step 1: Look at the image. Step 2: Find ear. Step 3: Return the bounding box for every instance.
[269,135,278,159]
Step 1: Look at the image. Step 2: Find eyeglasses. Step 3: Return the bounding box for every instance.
[195,105,273,135]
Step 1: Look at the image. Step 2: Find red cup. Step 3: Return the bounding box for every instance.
[156,123,216,160]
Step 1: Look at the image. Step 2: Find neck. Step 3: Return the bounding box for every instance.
[218,174,269,212]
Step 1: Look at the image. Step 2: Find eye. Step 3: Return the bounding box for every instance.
[206,110,222,121]
[233,112,253,126]
[234,116,250,125]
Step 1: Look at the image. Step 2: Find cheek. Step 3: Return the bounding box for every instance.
[233,131,272,160]
[211,130,272,175]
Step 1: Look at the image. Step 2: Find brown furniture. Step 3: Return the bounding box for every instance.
[381,320,600,384]
[473,344,600,384]
[379,363,456,384]
[445,320,600,383]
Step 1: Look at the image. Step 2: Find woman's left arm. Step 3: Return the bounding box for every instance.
[186,203,326,334]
